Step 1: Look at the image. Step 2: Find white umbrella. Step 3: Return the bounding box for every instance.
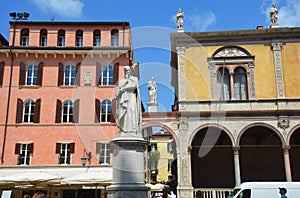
[62,169,112,198]
[0,171,62,192]
[61,170,112,185]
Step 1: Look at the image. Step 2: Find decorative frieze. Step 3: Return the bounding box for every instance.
[176,47,186,103]
[271,42,285,98]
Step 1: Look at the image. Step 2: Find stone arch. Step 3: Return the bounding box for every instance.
[286,124,300,181]
[237,122,286,182]
[190,124,235,188]
[286,123,300,146]
[142,122,179,149]
[237,122,285,147]
[189,123,235,147]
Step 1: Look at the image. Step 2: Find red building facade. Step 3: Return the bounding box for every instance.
[0,21,133,168]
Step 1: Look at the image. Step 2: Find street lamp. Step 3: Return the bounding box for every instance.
[1,12,30,164]
[81,149,92,167]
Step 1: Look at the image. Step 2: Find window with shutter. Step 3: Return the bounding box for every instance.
[96,142,110,164]
[0,61,4,86]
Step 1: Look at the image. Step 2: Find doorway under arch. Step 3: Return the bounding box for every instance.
[191,127,235,188]
[239,126,285,182]
[289,127,300,181]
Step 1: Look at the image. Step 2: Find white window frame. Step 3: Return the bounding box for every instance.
[58,36,65,47]
[19,144,30,165]
[62,100,74,123]
[26,64,37,86]
[23,99,35,123]
[21,36,29,46]
[60,143,71,165]
[101,65,113,85]
[98,143,110,165]
[101,99,111,122]
[64,65,75,86]
[40,35,47,46]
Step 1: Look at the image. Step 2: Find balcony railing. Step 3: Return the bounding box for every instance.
[194,188,233,198]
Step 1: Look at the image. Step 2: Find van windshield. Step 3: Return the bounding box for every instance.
[236,189,251,198]
[233,188,241,195]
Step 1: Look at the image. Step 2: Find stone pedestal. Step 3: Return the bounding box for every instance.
[147,102,158,112]
[107,136,149,198]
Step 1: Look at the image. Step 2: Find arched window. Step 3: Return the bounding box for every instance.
[101,99,111,122]
[64,65,75,86]
[23,99,35,123]
[76,30,83,47]
[21,28,29,46]
[217,67,231,100]
[93,30,101,47]
[209,46,255,100]
[26,64,37,86]
[234,67,248,100]
[62,100,73,123]
[57,30,65,47]
[101,65,113,85]
[111,29,119,47]
[40,29,47,46]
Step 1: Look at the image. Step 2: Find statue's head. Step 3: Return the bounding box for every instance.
[124,66,131,77]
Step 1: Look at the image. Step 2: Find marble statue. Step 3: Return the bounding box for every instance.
[115,66,142,135]
[270,3,278,25]
[148,77,157,103]
[176,9,184,31]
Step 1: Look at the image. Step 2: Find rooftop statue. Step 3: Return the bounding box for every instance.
[176,8,184,32]
[270,3,279,26]
[148,77,157,103]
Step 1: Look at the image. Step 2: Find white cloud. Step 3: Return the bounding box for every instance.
[32,0,84,19]
[261,0,300,27]
[186,10,216,31]
[278,0,300,27]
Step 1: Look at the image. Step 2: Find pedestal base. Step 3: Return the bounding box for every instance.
[107,184,149,198]
[107,136,149,198]
[147,102,158,112]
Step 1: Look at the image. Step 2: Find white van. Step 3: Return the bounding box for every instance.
[232,182,300,198]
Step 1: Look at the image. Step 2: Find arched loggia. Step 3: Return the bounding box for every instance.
[191,126,235,188]
[239,125,285,182]
[289,127,300,181]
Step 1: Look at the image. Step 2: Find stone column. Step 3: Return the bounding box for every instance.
[283,146,292,182]
[248,62,256,99]
[177,122,193,198]
[233,147,241,186]
[176,47,186,105]
[271,42,285,98]
[230,72,235,100]
[208,62,215,100]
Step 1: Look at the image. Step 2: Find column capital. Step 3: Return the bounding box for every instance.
[233,146,240,151]
[176,46,185,55]
[271,42,283,51]
[282,145,291,151]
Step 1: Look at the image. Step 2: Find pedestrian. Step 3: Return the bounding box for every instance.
[168,191,176,198]
[32,192,46,198]
[279,187,288,198]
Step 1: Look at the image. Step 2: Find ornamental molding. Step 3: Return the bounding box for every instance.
[214,47,248,57]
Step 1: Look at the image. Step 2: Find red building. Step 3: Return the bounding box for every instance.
[0,21,134,197]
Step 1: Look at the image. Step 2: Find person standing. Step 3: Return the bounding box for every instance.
[279,187,288,198]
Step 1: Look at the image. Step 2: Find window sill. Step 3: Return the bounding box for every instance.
[19,85,40,89]
[97,85,116,88]
[99,122,116,126]
[59,85,78,89]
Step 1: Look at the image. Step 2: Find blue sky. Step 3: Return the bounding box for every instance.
[1,0,300,112]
